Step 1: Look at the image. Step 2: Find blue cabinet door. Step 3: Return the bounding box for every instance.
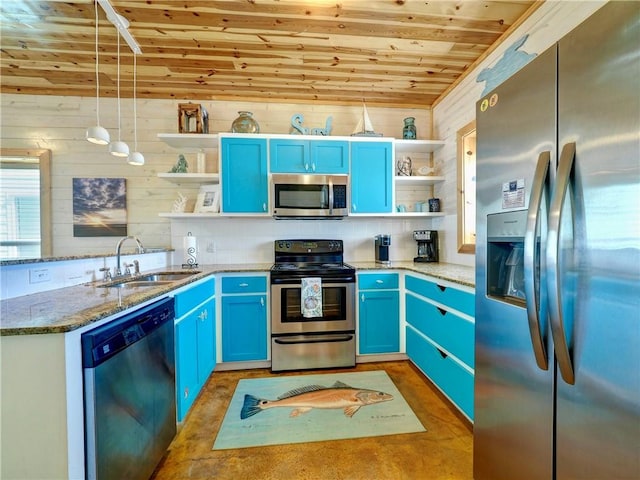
[359,290,400,354]
[311,140,349,173]
[221,294,268,362]
[270,139,349,173]
[221,137,268,213]
[175,315,198,422]
[270,139,309,173]
[350,141,393,213]
[196,298,216,386]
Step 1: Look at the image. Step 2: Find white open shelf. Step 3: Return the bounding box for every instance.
[157,173,219,184]
[157,133,219,150]
[158,212,221,218]
[394,175,445,186]
[394,139,445,153]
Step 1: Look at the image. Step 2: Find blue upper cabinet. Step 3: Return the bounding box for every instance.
[310,140,349,173]
[269,139,309,173]
[270,138,349,174]
[221,136,268,213]
[350,141,393,213]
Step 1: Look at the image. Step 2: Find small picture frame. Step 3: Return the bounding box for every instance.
[194,184,219,213]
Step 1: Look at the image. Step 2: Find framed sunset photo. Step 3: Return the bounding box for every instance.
[72,177,127,237]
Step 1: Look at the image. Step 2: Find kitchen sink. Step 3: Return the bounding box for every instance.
[134,272,200,282]
[96,271,201,288]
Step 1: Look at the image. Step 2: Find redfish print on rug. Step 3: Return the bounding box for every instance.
[212,370,426,450]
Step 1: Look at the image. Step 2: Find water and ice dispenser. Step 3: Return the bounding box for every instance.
[486,210,537,306]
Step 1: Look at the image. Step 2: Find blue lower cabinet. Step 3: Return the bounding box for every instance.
[176,314,198,421]
[406,294,474,367]
[406,326,474,420]
[359,290,400,354]
[174,279,216,422]
[221,294,268,362]
[196,299,216,386]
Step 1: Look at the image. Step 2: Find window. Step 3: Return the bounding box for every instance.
[457,121,476,254]
[0,149,52,259]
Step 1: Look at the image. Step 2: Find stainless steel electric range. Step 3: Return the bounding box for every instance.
[270,239,356,372]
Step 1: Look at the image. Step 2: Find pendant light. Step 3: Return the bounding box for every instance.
[128,52,144,165]
[109,31,129,157]
[85,0,110,145]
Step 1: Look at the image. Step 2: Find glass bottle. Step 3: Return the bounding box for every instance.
[403,117,416,139]
[231,111,260,133]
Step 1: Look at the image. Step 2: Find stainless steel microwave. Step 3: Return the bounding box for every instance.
[272,174,349,219]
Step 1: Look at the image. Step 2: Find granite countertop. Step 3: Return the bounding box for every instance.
[0,261,474,336]
[350,261,475,288]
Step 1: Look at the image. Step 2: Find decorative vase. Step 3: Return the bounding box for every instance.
[231,111,260,133]
[402,117,416,139]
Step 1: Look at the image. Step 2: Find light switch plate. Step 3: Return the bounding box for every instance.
[29,268,51,284]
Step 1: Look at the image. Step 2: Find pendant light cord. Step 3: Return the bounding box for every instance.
[133,53,138,149]
[94,0,100,125]
[116,32,121,141]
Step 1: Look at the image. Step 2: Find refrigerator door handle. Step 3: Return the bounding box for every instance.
[547,142,576,385]
[524,150,550,370]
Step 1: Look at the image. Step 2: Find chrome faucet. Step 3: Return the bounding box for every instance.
[115,236,144,277]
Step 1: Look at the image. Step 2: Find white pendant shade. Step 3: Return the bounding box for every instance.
[109,140,129,157]
[127,151,144,165]
[86,125,110,145]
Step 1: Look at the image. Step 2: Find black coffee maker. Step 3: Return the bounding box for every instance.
[375,234,391,264]
[413,230,438,263]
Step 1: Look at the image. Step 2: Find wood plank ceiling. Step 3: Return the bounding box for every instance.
[0,1,539,107]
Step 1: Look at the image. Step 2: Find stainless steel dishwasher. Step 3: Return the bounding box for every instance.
[82,297,175,480]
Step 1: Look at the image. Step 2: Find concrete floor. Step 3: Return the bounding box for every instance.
[150,361,473,480]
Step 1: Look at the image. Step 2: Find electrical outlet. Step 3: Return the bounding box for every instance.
[29,268,51,284]
[206,241,216,253]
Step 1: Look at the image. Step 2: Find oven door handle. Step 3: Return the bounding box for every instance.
[274,334,354,345]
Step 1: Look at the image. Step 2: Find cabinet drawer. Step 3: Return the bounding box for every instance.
[358,272,399,290]
[222,275,267,294]
[405,275,474,316]
[406,294,474,367]
[406,326,474,420]
[175,277,215,318]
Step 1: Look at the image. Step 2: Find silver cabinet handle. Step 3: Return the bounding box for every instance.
[262,202,267,212]
[239,282,249,287]
[260,297,265,307]
[547,142,576,385]
[524,150,550,371]
[375,279,384,284]
[361,293,365,302]
[305,162,310,171]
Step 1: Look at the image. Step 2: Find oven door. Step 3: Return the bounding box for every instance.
[271,280,355,334]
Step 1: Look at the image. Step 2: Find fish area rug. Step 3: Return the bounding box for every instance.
[212,370,426,450]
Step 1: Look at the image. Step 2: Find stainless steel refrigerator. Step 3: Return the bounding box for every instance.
[474,2,640,479]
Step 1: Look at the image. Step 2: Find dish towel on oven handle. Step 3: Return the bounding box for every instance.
[301,277,323,318]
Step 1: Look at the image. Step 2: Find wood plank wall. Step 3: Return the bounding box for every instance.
[0,96,433,260]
